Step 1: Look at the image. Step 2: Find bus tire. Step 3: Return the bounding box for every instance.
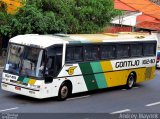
[58,82,71,101]
[126,73,135,89]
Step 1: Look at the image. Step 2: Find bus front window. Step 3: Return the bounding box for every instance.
[5,44,24,74]
[5,44,44,77]
[21,47,44,77]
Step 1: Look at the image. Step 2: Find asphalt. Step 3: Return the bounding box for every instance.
[0,70,160,118]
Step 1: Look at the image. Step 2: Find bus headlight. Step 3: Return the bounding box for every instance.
[2,78,9,82]
[2,78,6,81]
[30,85,40,89]
[2,83,7,87]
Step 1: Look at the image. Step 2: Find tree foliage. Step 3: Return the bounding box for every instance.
[0,0,121,38]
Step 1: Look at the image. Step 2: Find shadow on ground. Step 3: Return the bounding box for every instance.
[2,83,143,104]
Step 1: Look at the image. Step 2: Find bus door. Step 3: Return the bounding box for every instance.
[45,46,62,83]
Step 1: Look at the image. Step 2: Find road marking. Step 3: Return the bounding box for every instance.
[110,109,131,114]
[67,95,90,101]
[122,89,127,91]
[146,102,160,107]
[0,107,19,112]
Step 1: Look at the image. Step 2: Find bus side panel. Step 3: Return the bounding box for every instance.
[79,62,99,90]
[131,68,146,83]
[103,70,128,87]
[145,66,156,80]
[68,76,88,94]
[57,61,155,95]
[101,60,127,87]
[90,62,107,89]
[151,66,156,79]
[79,62,109,90]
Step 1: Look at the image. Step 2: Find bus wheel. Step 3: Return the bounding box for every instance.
[58,83,70,101]
[126,74,135,89]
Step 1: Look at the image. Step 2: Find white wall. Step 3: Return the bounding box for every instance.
[111,12,142,26]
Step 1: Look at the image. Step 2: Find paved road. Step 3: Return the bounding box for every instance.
[0,69,160,114]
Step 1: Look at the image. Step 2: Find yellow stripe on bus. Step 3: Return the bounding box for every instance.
[102,67,154,87]
[104,70,128,87]
[28,79,36,85]
[100,61,113,72]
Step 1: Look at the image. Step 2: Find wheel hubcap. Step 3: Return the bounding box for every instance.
[128,76,134,87]
[61,86,68,99]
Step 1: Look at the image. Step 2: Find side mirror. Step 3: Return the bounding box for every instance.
[44,75,53,83]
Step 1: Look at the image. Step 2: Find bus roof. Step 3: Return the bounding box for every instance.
[9,33,157,48]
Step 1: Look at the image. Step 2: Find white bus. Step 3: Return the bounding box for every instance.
[1,33,157,100]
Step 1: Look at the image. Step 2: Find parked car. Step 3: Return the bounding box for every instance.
[156,50,160,68]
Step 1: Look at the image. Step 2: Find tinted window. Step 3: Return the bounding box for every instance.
[143,43,156,56]
[74,47,83,60]
[117,45,129,58]
[101,45,115,59]
[131,44,142,57]
[46,46,62,77]
[66,47,74,61]
[47,46,62,56]
[85,46,99,60]
[66,46,83,62]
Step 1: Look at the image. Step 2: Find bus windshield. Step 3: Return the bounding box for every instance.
[5,44,44,77]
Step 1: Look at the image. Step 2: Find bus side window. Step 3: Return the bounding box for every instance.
[66,47,74,61]
[84,46,99,61]
[66,46,83,62]
[131,44,142,57]
[117,44,129,58]
[101,45,115,60]
[74,47,83,61]
[143,43,156,56]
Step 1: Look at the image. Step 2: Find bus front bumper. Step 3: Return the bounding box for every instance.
[1,82,45,99]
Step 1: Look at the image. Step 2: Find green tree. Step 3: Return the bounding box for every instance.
[0,3,58,37]
[0,0,121,38]
[36,0,121,33]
